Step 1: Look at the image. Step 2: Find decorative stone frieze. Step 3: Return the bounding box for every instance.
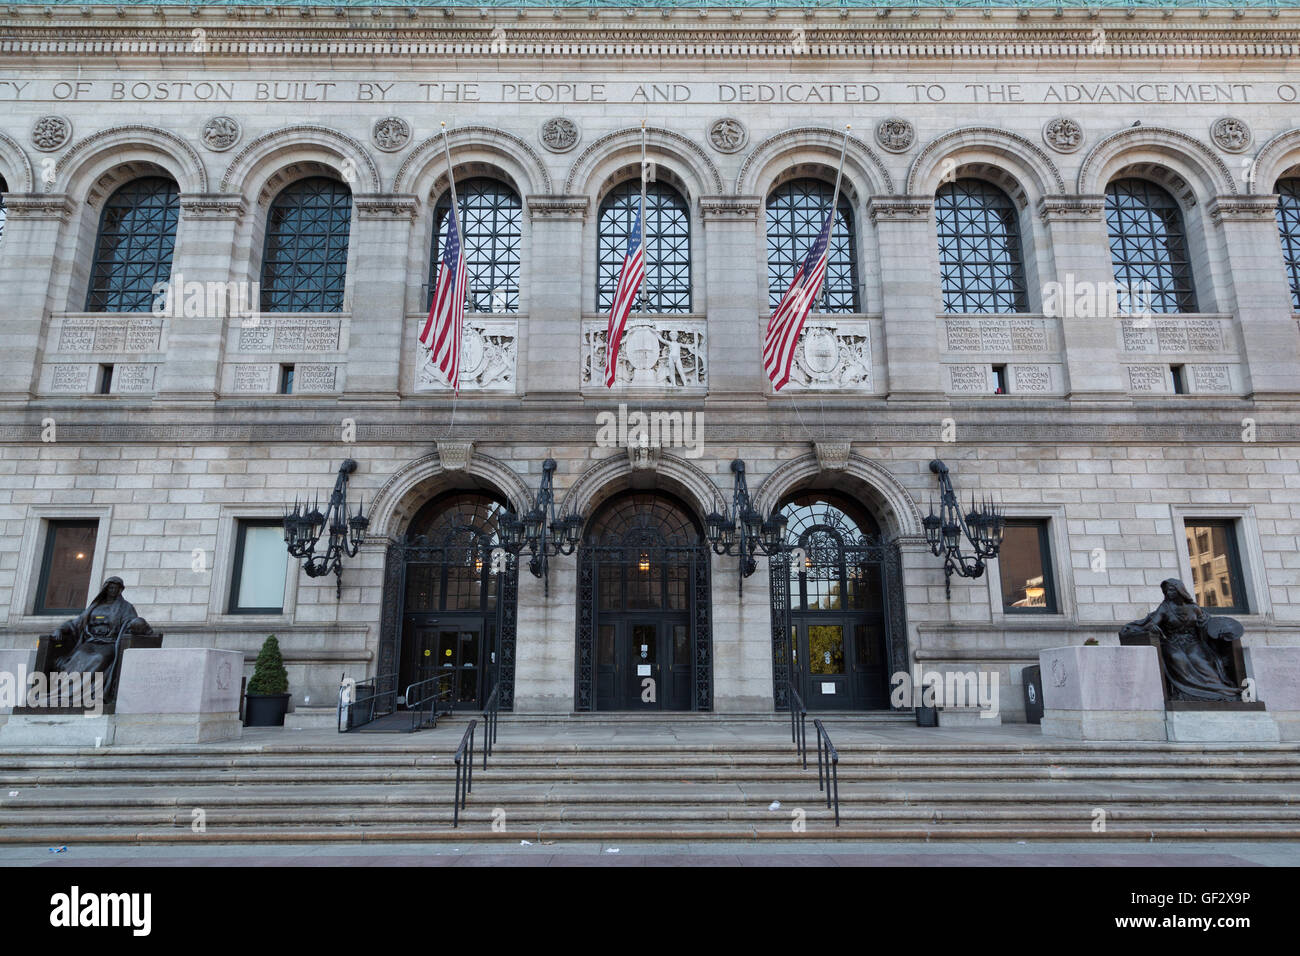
[415,319,517,393]
[353,194,420,220]
[525,195,589,220]
[582,317,706,390]
[1208,195,1281,223]
[1,194,76,221]
[1037,195,1107,222]
[699,196,762,220]
[867,196,932,223]
[777,319,874,392]
[178,194,247,221]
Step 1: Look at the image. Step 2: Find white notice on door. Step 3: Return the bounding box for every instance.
[821,683,836,694]
[637,664,652,677]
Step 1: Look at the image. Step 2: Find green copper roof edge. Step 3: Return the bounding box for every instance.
[9,0,1300,9]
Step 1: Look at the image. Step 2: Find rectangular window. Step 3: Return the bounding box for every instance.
[999,519,1058,614]
[991,364,1007,394]
[98,364,114,395]
[280,365,295,395]
[1184,519,1248,613]
[229,519,288,614]
[34,520,98,614]
[1170,364,1187,394]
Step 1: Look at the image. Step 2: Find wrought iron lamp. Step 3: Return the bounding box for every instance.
[283,459,369,599]
[923,459,1005,598]
[498,458,582,594]
[705,459,789,595]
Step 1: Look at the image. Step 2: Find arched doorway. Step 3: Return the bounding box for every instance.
[377,491,519,712]
[770,492,900,711]
[576,492,712,711]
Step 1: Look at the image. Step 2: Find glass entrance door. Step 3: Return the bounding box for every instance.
[795,621,851,710]
[436,622,484,709]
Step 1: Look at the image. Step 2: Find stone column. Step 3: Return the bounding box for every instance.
[700,196,766,398]
[154,194,245,402]
[345,194,419,401]
[1209,195,1300,399]
[523,195,588,402]
[0,194,75,403]
[868,197,944,401]
[1038,195,1128,398]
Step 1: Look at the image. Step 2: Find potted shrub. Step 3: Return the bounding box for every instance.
[244,634,291,727]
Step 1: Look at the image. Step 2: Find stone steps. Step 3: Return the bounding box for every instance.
[1,731,1297,843]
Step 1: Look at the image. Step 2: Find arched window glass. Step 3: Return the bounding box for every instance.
[1275,178,1300,311]
[0,174,8,248]
[1105,177,1197,314]
[597,180,691,313]
[585,492,701,613]
[935,179,1028,314]
[766,179,859,313]
[779,493,881,613]
[85,176,180,312]
[431,178,522,313]
[260,176,352,313]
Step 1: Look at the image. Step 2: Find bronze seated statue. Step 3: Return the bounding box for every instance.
[21,576,161,713]
[1118,578,1256,707]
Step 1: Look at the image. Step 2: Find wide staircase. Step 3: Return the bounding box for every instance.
[1,715,1299,843]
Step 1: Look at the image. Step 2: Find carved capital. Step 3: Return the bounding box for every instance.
[1,193,76,222]
[526,195,589,221]
[179,193,247,221]
[1208,194,1280,223]
[436,440,475,473]
[354,194,420,220]
[867,196,932,224]
[1038,194,1107,223]
[699,195,763,221]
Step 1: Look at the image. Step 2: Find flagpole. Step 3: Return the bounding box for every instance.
[439,120,462,253]
[636,118,647,316]
[817,124,851,314]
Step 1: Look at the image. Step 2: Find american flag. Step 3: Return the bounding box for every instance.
[605,206,645,388]
[419,201,468,392]
[763,207,834,391]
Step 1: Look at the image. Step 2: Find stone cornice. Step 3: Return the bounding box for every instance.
[3,16,1300,61]
[1,193,75,221]
[525,195,589,220]
[699,195,763,221]
[1209,194,1282,222]
[178,193,247,221]
[353,193,420,220]
[1038,194,1108,222]
[867,196,933,223]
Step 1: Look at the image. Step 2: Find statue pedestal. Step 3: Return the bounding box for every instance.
[0,649,36,714]
[114,648,243,744]
[1245,647,1300,741]
[0,648,243,746]
[1038,645,1167,740]
[1165,705,1280,742]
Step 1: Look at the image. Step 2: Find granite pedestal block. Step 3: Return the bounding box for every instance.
[1245,646,1300,741]
[0,649,36,715]
[113,648,244,744]
[1038,645,1167,740]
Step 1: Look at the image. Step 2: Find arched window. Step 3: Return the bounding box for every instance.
[85,176,180,312]
[260,176,352,313]
[935,179,1028,314]
[779,493,882,613]
[584,492,702,613]
[597,180,691,313]
[1275,178,1300,311]
[766,179,859,313]
[1105,178,1197,314]
[431,178,522,314]
[0,174,8,248]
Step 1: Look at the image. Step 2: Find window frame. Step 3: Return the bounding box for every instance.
[1181,517,1250,615]
[935,178,1030,315]
[228,518,289,615]
[33,519,100,616]
[1104,177,1199,315]
[596,179,692,314]
[997,518,1059,615]
[1275,178,1300,312]
[429,177,523,315]
[765,178,861,314]
[259,176,353,314]
[84,176,181,314]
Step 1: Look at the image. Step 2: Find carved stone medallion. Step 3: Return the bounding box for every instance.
[874,118,914,153]
[540,117,580,153]
[31,115,71,152]
[708,118,748,154]
[1210,117,1252,153]
[1042,117,1084,154]
[372,117,411,153]
[201,115,241,152]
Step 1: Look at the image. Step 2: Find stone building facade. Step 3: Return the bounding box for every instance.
[1,2,1299,723]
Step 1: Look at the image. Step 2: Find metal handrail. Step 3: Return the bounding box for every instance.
[452,718,478,828]
[786,677,807,770]
[813,718,840,827]
[481,680,501,770]
[405,671,455,732]
[337,672,398,732]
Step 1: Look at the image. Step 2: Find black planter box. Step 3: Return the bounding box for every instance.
[244,693,291,727]
[1022,665,1044,725]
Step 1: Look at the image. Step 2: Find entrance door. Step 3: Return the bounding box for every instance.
[404,617,486,710]
[794,620,851,710]
[595,617,691,711]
